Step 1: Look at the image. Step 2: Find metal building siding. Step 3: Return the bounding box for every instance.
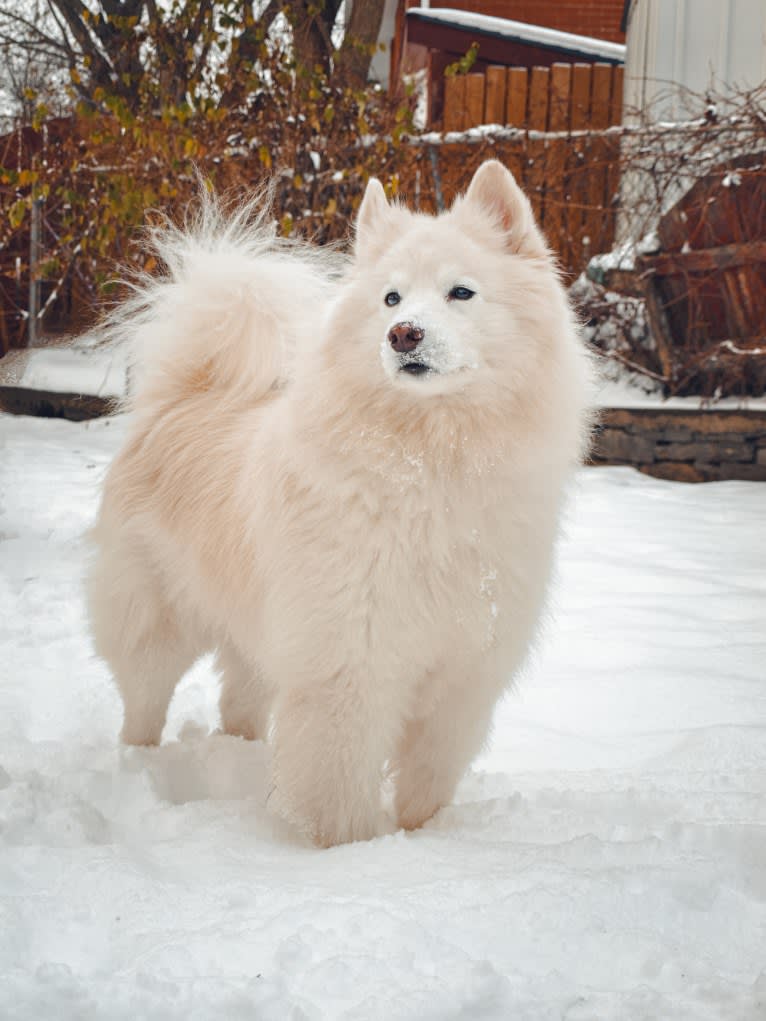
[624,0,766,119]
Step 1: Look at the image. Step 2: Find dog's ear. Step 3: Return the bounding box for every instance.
[460,160,547,257]
[355,177,391,256]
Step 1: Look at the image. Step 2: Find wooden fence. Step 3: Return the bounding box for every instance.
[436,62,625,272]
[442,62,624,133]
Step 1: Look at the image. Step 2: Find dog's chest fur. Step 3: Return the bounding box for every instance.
[257,443,538,682]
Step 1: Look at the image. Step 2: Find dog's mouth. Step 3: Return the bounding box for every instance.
[399,361,432,376]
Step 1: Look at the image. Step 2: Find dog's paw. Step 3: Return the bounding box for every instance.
[395,788,443,833]
[268,783,382,848]
[219,716,260,741]
[120,724,162,747]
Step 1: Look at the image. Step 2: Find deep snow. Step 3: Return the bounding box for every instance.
[1,412,764,1020]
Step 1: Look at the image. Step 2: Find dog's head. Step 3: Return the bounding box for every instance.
[329,160,565,402]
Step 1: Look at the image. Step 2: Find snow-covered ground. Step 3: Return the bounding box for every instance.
[1,412,765,1020]
[0,334,128,400]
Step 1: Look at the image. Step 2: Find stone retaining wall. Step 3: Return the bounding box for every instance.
[592,408,766,482]
[0,385,114,421]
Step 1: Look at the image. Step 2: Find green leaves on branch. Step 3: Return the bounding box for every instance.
[445,43,480,78]
[8,199,26,229]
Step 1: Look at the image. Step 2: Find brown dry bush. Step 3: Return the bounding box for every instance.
[0,20,417,347]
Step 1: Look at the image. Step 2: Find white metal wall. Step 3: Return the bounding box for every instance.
[624,0,766,118]
[369,0,400,87]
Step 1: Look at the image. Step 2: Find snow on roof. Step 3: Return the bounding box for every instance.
[407,7,626,65]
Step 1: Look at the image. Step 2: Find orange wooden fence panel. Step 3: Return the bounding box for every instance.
[567,64,594,268]
[526,67,550,222]
[506,68,528,126]
[464,73,485,129]
[581,63,618,264]
[443,75,465,132]
[545,64,573,244]
[484,66,507,125]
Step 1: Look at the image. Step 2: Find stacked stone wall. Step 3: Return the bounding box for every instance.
[592,409,766,482]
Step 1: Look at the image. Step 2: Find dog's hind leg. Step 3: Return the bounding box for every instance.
[112,635,198,746]
[87,534,200,746]
[216,641,272,741]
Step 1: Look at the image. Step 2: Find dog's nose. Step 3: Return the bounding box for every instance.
[388,322,424,354]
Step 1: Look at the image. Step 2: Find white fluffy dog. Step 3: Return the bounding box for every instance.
[87,161,593,846]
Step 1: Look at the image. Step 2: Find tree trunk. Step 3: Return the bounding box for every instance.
[290,0,343,75]
[340,0,386,84]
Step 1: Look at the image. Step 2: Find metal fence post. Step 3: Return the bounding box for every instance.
[28,197,43,347]
[428,146,444,213]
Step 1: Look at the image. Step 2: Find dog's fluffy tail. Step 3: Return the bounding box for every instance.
[107,188,337,411]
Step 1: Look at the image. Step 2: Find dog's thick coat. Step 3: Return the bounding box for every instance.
[87,161,592,846]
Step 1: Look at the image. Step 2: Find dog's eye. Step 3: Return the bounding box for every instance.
[449,286,475,301]
[384,291,401,307]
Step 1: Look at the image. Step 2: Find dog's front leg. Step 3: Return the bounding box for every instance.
[394,673,499,831]
[270,671,399,847]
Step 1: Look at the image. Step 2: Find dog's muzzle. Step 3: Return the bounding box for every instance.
[388,322,431,375]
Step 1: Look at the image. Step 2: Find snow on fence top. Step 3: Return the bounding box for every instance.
[406,8,626,65]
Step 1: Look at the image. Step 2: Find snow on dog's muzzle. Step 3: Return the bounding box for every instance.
[380,308,477,386]
[388,322,431,376]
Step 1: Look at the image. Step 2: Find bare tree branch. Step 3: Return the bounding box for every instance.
[46,0,117,88]
[0,7,68,52]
